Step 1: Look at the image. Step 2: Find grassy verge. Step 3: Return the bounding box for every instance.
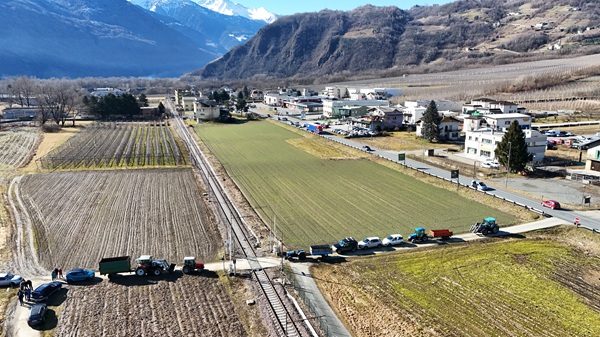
[311,226,600,337]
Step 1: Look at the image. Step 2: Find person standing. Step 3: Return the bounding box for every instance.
[58,268,63,279]
[51,268,58,280]
[25,288,31,302]
[17,290,24,306]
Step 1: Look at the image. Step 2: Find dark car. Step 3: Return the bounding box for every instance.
[332,237,358,254]
[27,303,47,326]
[31,281,62,302]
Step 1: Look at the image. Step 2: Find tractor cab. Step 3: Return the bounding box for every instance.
[136,255,153,267]
[470,217,500,235]
[182,256,205,274]
[408,227,429,243]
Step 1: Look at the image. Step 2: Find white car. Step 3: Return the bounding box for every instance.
[0,273,23,287]
[382,234,404,246]
[481,160,499,169]
[358,237,382,249]
[471,180,489,191]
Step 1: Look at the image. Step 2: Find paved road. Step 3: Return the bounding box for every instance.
[266,115,600,232]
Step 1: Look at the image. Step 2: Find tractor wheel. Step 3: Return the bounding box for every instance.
[481,228,489,235]
[298,252,307,260]
[135,267,146,276]
[182,266,191,274]
[422,236,428,242]
[108,273,115,279]
[492,226,499,234]
[351,246,357,252]
[153,269,161,276]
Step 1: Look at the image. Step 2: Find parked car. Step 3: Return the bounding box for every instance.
[31,282,62,302]
[66,268,95,283]
[27,303,47,326]
[557,131,573,137]
[0,273,23,288]
[481,159,499,169]
[358,237,382,249]
[471,180,489,191]
[546,140,556,150]
[332,237,358,254]
[543,130,560,137]
[541,200,561,209]
[382,234,404,246]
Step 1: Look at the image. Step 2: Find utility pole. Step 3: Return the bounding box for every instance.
[505,141,512,188]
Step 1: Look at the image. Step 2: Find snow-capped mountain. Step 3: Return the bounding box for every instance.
[194,0,278,24]
[129,0,270,50]
[0,0,217,78]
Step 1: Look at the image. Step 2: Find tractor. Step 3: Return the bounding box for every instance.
[134,255,176,276]
[470,217,500,235]
[408,227,429,243]
[182,257,205,274]
[285,249,307,260]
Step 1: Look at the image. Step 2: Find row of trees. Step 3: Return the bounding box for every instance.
[1,76,156,127]
[420,100,529,172]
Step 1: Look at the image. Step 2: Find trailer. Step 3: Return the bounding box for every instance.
[285,245,333,260]
[306,124,324,134]
[99,256,132,278]
[310,244,332,257]
[429,229,453,240]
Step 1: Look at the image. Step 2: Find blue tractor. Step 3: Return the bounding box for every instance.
[408,227,429,243]
[470,217,500,235]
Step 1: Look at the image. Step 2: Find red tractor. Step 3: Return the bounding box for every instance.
[182,257,205,274]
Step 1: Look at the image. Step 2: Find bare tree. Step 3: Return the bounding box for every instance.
[37,80,80,127]
[6,76,37,107]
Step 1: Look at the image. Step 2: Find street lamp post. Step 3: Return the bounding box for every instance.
[505,141,512,188]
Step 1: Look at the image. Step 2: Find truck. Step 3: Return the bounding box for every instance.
[285,245,333,260]
[306,124,324,134]
[408,228,453,243]
[99,256,132,279]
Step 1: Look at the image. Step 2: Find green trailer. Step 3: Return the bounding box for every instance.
[99,256,132,278]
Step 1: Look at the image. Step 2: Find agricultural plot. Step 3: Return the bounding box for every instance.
[55,275,248,337]
[0,128,38,169]
[311,229,600,337]
[18,168,221,270]
[195,121,518,249]
[39,121,186,169]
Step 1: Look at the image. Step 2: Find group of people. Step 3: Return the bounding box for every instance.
[17,279,33,306]
[51,267,63,280]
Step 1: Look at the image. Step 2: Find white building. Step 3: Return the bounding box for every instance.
[462,98,523,114]
[403,100,460,125]
[322,99,389,118]
[263,93,290,106]
[464,128,546,163]
[194,100,220,121]
[462,113,533,133]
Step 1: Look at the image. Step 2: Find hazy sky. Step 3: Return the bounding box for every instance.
[236,1,455,15]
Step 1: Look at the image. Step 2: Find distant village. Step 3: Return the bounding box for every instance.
[3,84,600,171]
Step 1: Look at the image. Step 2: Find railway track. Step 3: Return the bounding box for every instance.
[168,103,303,337]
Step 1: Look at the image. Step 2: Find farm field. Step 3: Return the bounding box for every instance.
[54,274,249,337]
[39,121,187,169]
[18,168,221,270]
[194,121,519,249]
[311,226,600,337]
[0,128,38,170]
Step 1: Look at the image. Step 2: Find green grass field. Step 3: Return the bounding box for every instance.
[311,227,600,337]
[195,121,519,249]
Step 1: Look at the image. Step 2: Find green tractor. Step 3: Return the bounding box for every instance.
[408,227,429,243]
[470,217,500,235]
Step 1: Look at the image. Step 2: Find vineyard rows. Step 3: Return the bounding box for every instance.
[54,276,248,337]
[18,168,221,270]
[39,121,186,169]
[0,128,38,169]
